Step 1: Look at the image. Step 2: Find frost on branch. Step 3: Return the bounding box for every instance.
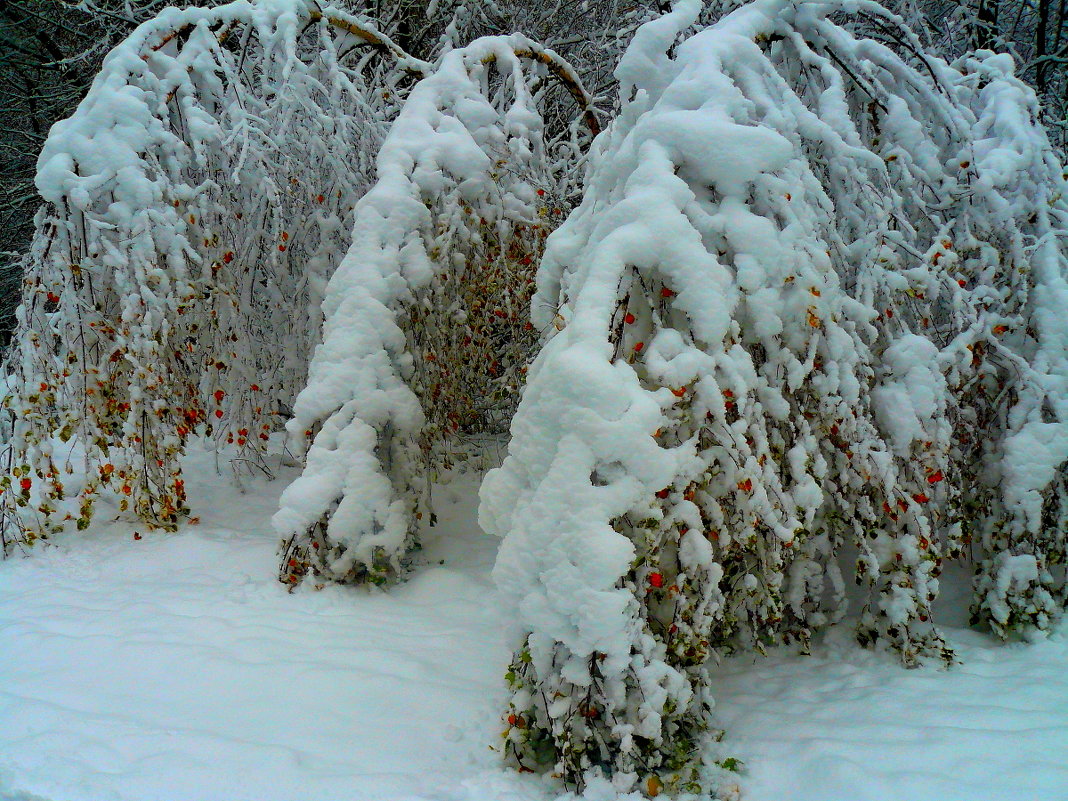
[0,0,418,552]
[480,0,1068,792]
[274,36,595,586]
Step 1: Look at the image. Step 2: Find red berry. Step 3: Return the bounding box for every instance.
[214,390,224,403]
[624,313,635,324]
[634,342,644,352]
[661,287,675,298]
[648,572,664,588]
[215,409,223,419]
[536,189,545,196]
[19,478,31,491]
[927,470,944,484]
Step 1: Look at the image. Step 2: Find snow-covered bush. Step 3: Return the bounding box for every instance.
[0,0,418,550]
[480,0,1068,792]
[273,36,596,586]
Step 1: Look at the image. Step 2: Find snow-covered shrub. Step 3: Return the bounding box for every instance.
[952,51,1068,636]
[274,36,596,586]
[480,0,1068,792]
[0,0,419,551]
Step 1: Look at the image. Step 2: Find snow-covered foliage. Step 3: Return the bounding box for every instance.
[480,0,1068,792]
[274,36,595,586]
[0,0,418,550]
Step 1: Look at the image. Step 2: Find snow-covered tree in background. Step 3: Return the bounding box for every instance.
[480,0,1068,792]
[0,0,420,552]
[274,35,597,586]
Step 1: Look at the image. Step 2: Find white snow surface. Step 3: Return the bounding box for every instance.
[2,446,1067,801]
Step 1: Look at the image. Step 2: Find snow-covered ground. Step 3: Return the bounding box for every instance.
[2,446,1066,801]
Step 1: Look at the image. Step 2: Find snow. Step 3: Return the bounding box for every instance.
[2,449,1067,801]
[710,619,1068,801]
[0,447,528,801]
